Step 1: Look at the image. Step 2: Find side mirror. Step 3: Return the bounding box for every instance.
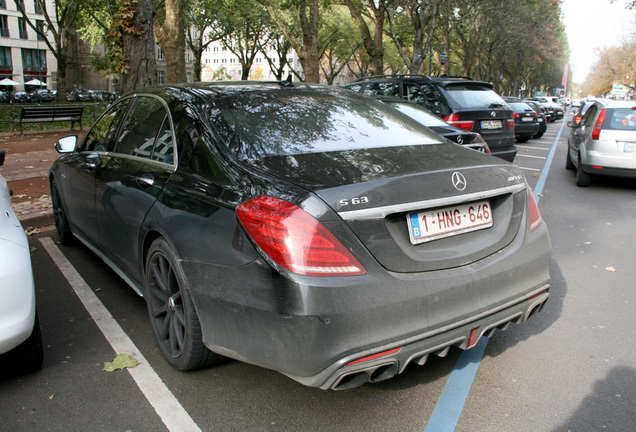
[567,120,578,128]
[55,135,78,153]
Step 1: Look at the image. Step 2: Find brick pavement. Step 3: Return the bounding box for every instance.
[1,131,76,229]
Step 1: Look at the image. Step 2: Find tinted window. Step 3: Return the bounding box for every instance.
[403,83,428,106]
[387,102,448,127]
[82,99,132,152]
[443,84,507,109]
[361,82,398,97]
[582,105,598,128]
[115,96,168,158]
[150,117,176,164]
[213,88,443,159]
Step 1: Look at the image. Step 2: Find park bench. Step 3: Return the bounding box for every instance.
[13,106,84,134]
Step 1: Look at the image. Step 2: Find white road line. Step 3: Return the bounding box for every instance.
[519,146,550,151]
[519,166,542,172]
[39,237,201,432]
[515,154,546,160]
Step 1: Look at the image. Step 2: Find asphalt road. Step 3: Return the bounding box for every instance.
[1,114,634,431]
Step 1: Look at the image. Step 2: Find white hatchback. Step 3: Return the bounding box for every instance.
[567,100,636,187]
[0,149,43,372]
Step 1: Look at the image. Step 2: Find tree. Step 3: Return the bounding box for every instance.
[14,0,82,102]
[257,0,321,82]
[121,0,158,91]
[186,0,226,82]
[155,0,187,83]
[342,0,386,76]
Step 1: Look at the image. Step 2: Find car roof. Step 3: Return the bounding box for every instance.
[593,99,636,109]
[348,74,494,89]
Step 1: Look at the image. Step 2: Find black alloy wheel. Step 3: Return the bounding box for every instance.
[145,238,221,370]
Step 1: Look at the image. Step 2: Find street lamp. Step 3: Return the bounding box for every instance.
[428,45,448,76]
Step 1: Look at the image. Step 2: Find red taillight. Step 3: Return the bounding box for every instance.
[237,196,366,277]
[444,114,475,132]
[591,108,606,140]
[574,115,582,124]
[507,118,515,132]
[527,186,543,232]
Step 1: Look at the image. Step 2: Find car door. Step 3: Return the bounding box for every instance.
[61,99,132,244]
[93,95,176,282]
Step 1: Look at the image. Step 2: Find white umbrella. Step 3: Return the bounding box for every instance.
[0,78,20,86]
[25,79,46,86]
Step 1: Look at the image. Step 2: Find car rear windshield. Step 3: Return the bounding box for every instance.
[443,84,508,110]
[214,88,443,159]
[606,108,636,131]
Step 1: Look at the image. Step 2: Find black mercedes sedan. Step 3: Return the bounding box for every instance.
[50,82,551,390]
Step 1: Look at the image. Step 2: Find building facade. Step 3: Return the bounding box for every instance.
[0,0,57,91]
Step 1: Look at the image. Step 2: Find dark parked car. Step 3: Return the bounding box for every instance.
[530,97,564,122]
[30,89,55,103]
[377,96,490,154]
[505,101,540,143]
[11,91,30,103]
[344,75,516,161]
[521,100,548,139]
[50,82,551,390]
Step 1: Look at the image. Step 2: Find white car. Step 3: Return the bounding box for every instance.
[567,100,636,187]
[0,149,43,372]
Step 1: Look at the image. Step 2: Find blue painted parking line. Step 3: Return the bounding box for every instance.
[423,120,566,431]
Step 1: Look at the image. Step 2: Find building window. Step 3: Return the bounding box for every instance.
[34,0,42,14]
[0,46,11,68]
[22,48,46,72]
[18,18,28,39]
[157,47,164,60]
[0,1,6,10]
[0,15,8,37]
[185,49,191,62]
[36,20,45,41]
[158,70,165,85]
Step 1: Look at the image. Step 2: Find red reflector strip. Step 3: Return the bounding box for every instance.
[592,166,603,170]
[467,328,479,349]
[347,347,401,366]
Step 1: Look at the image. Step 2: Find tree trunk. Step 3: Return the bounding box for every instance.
[122,0,157,93]
[163,0,187,83]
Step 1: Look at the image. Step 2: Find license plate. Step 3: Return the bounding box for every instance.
[407,200,493,244]
[623,142,636,152]
[521,117,533,122]
[481,120,502,129]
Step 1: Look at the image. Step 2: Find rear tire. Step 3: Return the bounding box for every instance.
[51,179,74,245]
[516,136,530,143]
[565,145,575,170]
[145,238,222,371]
[532,132,544,139]
[575,153,591,187]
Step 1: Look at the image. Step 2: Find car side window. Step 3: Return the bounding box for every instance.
[82,99,132,152]
[403,83,428,107]
[114,96,168,159]
[150,116,175,164]
[421,84,450,118]
[362,82,398,97]
[581,106,598,129]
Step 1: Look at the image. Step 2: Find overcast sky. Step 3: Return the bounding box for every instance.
[562,0,636,83]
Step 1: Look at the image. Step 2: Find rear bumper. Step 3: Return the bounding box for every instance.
[184,217,551,389]
[515,122,540,138]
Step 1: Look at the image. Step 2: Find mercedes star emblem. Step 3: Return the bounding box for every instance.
[452,172,467,191]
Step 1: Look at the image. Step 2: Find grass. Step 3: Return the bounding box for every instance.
[0,102,104,133]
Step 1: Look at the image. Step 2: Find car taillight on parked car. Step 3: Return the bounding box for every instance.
[507,118,515,132]
[444,114,475,132]
[591,108,607,140]
[526,185,543,232]
[237,196,366,277]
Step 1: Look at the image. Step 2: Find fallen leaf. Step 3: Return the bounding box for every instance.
[15,194,26,198]
[103,354,140,372]
[605,266,616,272]
[49,394,54,400]
[584,242,591,245]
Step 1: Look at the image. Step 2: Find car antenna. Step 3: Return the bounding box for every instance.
[280,74,294,88]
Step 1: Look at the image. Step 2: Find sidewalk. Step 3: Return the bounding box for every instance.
[1,130,82,229]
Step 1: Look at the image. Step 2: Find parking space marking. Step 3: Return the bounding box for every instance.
[520,146,551,151]
[515,154,546,160]
[519,166,541,172]
[424,121,565,431]
[40,237,201,432]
